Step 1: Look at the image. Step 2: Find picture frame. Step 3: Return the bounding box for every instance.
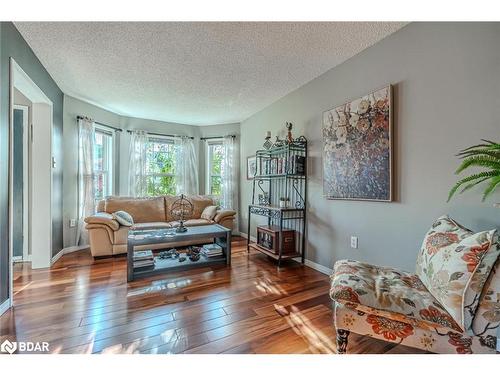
[247,155,257,180]
[322,85,393,202]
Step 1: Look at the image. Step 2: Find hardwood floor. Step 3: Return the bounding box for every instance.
[0,237,425,354]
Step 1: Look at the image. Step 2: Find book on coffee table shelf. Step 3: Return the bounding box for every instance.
[133,250,154,269]
[201,243,223,258]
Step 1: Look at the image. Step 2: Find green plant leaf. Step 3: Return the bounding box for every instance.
[458,149,500,160]
[482,175,500,201]
[459,140,500,153]
[459,176,491,193]
[447,171,499,202]
[455,155,500,175]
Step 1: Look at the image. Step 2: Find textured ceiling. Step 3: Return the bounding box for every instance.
[15,22,406,126]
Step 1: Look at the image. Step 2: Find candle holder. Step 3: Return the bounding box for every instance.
[263,131,272,150]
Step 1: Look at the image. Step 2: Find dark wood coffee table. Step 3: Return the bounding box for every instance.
[127,224,231,281]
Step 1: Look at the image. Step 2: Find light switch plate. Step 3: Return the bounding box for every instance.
[69,219,76,228]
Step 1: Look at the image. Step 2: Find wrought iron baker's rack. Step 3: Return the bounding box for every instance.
[247,136,307,266]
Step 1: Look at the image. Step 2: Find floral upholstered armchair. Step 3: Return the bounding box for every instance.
[330,216,500,354]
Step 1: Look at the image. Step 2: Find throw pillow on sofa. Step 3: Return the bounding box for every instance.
[415,215,499,331]
[112,210,134,227]
[201,205,218,221]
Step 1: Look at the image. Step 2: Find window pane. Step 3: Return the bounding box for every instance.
[146,175,176,196]
[211,144,223,176]
[210,176,222,195]
[92,130,113,202]
[93,132,104,171]
[94,173,107,202]
[146,139,176,175]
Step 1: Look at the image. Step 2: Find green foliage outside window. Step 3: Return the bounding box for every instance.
[210,144,223,195]
[144,139,178,196]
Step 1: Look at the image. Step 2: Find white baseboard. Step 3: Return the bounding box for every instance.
[0,298,11,316]
[240,232,332,275]
[51,250,64,264]
[301,259,333,275]
[51,245,89,265]
[13,255,32,263]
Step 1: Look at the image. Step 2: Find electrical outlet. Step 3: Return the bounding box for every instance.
[69,219,77,228]
[350,236,358,249]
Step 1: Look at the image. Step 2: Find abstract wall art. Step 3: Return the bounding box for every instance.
[322,85,392,201]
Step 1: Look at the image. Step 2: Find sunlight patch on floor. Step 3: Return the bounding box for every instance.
[285,305,335,354]
[253,277,287,297]
[100,328,177,354]
[126,279,192,297]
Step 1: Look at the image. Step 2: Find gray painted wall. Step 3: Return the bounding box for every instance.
[0,22,64,305]
[240,22,500,272]
[63,95,240,248]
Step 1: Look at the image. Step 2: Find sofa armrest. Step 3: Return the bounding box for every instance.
[84,212,120,231]
[214,209,236,223]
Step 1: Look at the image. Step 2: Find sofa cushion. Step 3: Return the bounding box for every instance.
[105,197,166,223]
[330,259,462,332]
[201,205,218,220]
[415,215,499,331]
[112,211,134,226]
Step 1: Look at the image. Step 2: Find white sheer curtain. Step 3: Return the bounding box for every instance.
[174,136,199,195]
[221,136,236,208]
[221,135,239,227]
[128,130,149,197]
[76,117,95,246]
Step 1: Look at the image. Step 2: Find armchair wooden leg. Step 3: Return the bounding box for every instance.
[336,329,350,354]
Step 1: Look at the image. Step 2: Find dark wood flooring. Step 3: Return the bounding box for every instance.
[0,236,424,354]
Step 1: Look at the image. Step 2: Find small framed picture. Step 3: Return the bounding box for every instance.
[247,155,257,180]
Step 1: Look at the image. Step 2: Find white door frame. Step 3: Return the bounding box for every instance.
[12,104,30,262]
[8,58,53,308]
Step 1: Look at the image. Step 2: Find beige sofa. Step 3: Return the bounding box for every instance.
[84,195,236,257]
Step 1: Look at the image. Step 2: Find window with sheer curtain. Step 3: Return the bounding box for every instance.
[144,136,178,196]
[206,140,224,196]
[93,127,114,203]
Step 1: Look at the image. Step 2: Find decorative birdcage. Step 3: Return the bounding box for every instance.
[170,194,194,233]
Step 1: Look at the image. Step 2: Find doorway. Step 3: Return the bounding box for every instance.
[9,58,53,308]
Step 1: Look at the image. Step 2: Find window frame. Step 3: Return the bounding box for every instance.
[205,139,224,196]
[93,124,115,203]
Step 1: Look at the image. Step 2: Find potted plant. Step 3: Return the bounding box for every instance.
[448,139,500,202]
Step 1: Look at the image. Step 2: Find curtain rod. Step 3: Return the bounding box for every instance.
[201,135,237,141]
[126,129,194,140]
[77,115,123,132]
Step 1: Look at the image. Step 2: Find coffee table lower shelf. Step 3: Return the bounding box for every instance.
[127,224,232,282]
[133,255,227,279]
